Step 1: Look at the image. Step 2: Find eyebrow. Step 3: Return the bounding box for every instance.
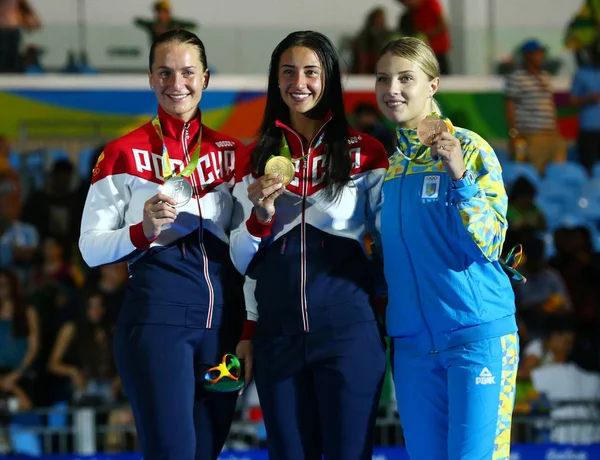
[157,65,197,71]
[376,70,414,76]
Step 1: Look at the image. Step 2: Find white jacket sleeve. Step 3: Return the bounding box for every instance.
[243,276,259,321]
[79,148,141,268]
[229,172,269,275]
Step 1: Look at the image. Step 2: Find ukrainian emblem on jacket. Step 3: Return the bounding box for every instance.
[421,175,440,201]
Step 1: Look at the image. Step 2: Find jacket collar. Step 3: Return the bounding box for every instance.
[396,126,420,150]
[274,113,333,157]
[157,105,202,141]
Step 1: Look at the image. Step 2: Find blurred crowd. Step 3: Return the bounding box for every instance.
[0,146,139,452]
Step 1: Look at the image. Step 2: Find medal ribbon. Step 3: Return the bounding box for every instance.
[271,131,325,164]
[396,130,430,164]
[151,115,202,180]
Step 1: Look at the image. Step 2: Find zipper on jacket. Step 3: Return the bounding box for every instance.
[300,148,310,332]
[182,121,215,328]
[398,152,437,352]
[282,122,329,333]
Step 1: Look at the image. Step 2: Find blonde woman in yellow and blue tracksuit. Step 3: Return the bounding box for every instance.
[375,37,519,460]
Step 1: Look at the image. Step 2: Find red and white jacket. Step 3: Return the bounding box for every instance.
[230,120,389,338]
[79,106,242,268]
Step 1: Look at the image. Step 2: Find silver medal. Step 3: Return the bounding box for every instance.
[161,176,192,207]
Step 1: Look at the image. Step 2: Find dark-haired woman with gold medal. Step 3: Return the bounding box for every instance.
[230,31,389,460]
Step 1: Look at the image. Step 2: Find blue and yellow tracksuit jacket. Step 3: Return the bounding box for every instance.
[381,123,517,353]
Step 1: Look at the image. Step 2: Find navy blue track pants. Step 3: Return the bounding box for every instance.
[114,231,243,460]
[253,320,386,460]
[114,324,238,460]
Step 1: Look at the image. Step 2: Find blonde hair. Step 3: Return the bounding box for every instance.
[378,37,442,114]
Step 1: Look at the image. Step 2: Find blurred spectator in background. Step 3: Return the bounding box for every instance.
[0,270,39,403]
[530,342,600,444]
[350,7,393,74]
[550,227,600,340]
[505,39,565,172]
[0,0,41,73]
[30,237,82,292]
[21,44,43,74]
[86,263,127,331]
[134,1,196,46]
[350,102,395,154]
[514,236,571,339]
[570,44,600,172]
[396,0,451,74]
[48,290,119,406]
[21,159,79,262]
[506,176,547,241]
[59,50,97,75]
[0,172,38,280]
[0,136,16,175]
[31,282,78,406]
[564,0,600,67]
[519,319,575,380]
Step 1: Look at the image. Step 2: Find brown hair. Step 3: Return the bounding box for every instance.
[149,29,207,71]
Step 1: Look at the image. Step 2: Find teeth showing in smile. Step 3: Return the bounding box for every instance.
[291,93,310,101]
[387,101,403,108]
[169,94,188,100]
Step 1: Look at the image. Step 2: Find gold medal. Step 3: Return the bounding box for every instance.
[265,156,295,186]
[417,116,449,146]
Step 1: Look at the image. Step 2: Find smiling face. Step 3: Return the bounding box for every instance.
[375,52,439,129]
[278,46,324,117]
[148,42,209,121]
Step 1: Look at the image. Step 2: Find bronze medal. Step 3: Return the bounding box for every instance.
[417,117,448,146]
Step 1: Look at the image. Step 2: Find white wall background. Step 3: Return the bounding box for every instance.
[24,0,581,75]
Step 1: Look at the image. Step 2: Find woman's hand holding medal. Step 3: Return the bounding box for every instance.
[142,193,178,240]
[248,174,284,223]
[418,115,466,180]
[430,131,466,180]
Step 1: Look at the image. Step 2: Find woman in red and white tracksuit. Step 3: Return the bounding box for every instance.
[231,31,389,460]
[79,30,244,460]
